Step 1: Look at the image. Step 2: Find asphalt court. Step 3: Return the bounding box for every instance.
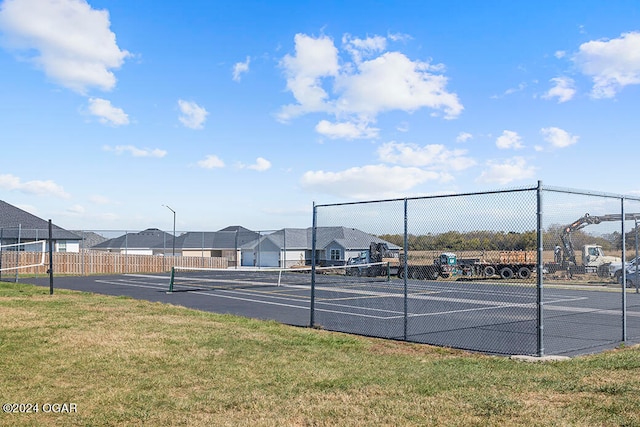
[27,271,640,357]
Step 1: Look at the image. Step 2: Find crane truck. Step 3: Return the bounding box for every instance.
[558,213,640,276]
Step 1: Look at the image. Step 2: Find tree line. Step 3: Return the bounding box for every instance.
[377,227,629,252]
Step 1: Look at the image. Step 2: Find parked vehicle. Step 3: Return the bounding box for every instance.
[398,251,536,280]
[609,256,640,281]
[346,242,399,277]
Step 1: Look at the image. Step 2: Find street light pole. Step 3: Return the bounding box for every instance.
[163,205,176,256]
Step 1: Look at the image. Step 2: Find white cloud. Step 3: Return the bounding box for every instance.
[0,0,130,94]
[0,173,70,198]
[278,33,463,138]
[540,127,579,148]
[239,157,271,172]
[178,99,208,129]
[232,56,250,82]
[543,77,576,103]
[103,145,166,158]
[335,51,463,119]
[496,130,524,150]
[197,155,225,169]
[476,157,536,185]
[300,164,442,199]
[573,31,640,98]
[387,32,412,43]
[278,33,340,120]
[315,120,379,140]
[250,157,271,171]
[88,97,129,126]
[377,142,476,171]
[456,132,473,143]
[396,122,409,132]
[342,33,387,63]
[504,82,527,96]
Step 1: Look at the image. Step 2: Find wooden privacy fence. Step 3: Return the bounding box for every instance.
[0,251,228,276]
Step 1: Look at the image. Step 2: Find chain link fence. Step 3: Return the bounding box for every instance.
[4,183,640,356]
[311,183,640,356]
[0,227,285,276]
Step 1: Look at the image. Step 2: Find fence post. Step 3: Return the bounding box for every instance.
[537,181,544,357]
[403,198,408,341]
[48,220,54,295]
[310,202,317,328]
[621,198,627,343]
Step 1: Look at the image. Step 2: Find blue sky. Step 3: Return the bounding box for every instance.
[1,0,639,232]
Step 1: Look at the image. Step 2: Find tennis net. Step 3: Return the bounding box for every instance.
[0,240,47,274]
[168,262,393,292]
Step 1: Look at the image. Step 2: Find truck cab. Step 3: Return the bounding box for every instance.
[582,244,620,266]
[582,244,621,274]
[437,252,457,276]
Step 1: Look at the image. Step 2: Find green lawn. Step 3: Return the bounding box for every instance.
[1,281,640,426]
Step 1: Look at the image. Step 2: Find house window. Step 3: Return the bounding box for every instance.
[330,249,341,261]
[57,241,67,253]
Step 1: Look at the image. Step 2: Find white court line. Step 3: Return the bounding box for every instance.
[96,278,312,312]
[98,277,398,319]
[108,275,640,321]
[129,273,585,306]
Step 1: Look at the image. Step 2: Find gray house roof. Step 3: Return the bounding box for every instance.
[92,226,262,251]
[0,200,80,241]
[71,231,109,250]
[91,228,175,250]
[241,227,401,251]
[173,227,260,250]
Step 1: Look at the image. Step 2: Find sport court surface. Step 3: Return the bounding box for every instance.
[28,269,640,357]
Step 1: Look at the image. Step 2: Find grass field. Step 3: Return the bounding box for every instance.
[1,282,640,426]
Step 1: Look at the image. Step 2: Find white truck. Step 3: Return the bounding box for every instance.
[559,214,630,276]
[581,244,621,274]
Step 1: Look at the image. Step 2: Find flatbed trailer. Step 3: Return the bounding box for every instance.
[398,251,539,280]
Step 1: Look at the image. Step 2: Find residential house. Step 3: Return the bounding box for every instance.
[174,226,260,266]
[91,226,261,264]
[240,226,401,267]
[91,228,175,255]
[0,200,81,252]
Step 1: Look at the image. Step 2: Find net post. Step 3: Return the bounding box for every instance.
[48,220,54,295]
[168,267,175,293]
[386,262,390,282]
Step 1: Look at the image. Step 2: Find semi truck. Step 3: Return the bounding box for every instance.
[398,251,537,280]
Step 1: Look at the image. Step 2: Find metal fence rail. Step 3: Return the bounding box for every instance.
[311,182,640,356]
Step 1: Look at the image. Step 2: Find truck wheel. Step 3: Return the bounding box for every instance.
[427,269,439,280]
[517,267,531,279]
[398,269,406,279]
[484,266,496,277]
[499,267,514,279]
[411,269,420,280]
